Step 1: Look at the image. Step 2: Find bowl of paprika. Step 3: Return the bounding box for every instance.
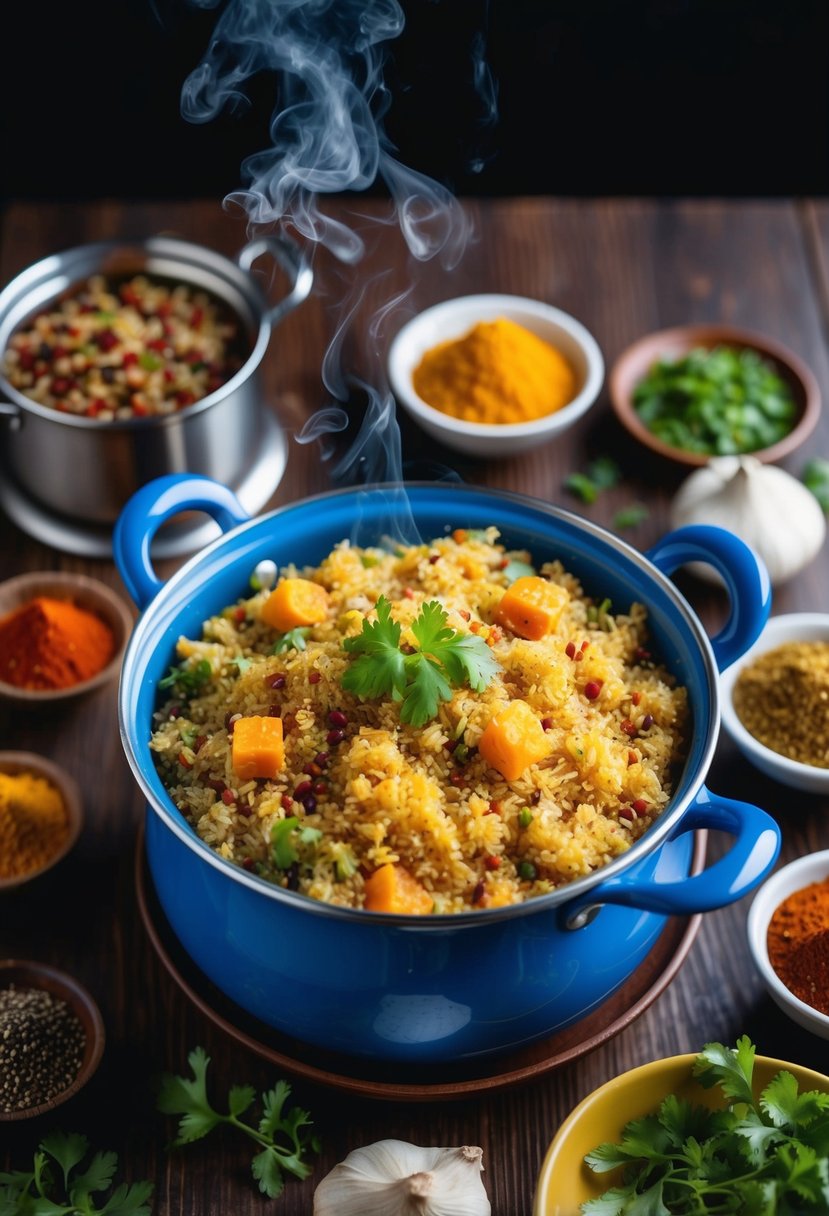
[747,849,829,1039]
[0,571,134,704]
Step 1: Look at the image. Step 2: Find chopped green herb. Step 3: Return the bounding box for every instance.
[802,457,829,512]
[502,558,536,583]
[581,1035,829,1214]
[564,471,601,504]
[632,346,797,456]
[0,1131,153,1215]
[359,554,381,568]
[271,627,311,654]
[138,352,162,372]
[271,817,323,870]
[233,657,254,676]
[564,457,621,503]
[341,596,500,728]
[158,657,212,694]
[157,1047,320,1200]
[613,504,649,530]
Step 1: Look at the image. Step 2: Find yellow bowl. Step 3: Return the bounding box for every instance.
[533,1052,829,1215]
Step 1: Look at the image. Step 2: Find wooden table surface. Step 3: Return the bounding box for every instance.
[2,196,829,1214]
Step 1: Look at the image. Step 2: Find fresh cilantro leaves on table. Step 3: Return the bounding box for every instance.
[157,1047,319,1200]
[612,504,649,530]
[564,456,621,504]
[581,1035,829,1214]
[802,457,829,512]
[0,1131,153,1215]
[341,595,500,727]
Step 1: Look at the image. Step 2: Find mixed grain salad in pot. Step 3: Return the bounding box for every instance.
[2,273,246,420]
[150,528,689,914]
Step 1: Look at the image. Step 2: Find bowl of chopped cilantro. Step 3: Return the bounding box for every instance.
[610,325,820,466]
[533,1037,829,1214]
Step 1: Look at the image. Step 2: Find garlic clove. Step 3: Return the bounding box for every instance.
[669,454,826,586]
[313,1140,491,1216]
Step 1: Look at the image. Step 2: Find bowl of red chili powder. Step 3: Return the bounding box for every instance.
[747,848,829,1039]
[0,571,133,704]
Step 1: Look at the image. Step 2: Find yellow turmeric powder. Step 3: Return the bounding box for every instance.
[0,770,69,879]
[412,317,576,425]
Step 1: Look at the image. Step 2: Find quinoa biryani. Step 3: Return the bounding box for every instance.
[150,528,689,914]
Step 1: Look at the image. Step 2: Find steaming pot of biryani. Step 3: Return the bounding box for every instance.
[0,234,312,525]
[114,475,779,1061]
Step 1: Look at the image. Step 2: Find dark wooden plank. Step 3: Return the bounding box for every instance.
[1,197,828,1216]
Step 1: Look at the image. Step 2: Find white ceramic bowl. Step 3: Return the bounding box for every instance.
[720,612,829,794]
[387,294,604,457]
[746,849,829,1039]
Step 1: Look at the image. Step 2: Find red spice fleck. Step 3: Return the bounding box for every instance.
[458,609,471,621]
[194,735,207,752]
[488,800,502,815]
[241,857,255,871]
[627,750,639,766]
[403,587,415,600]
[429,553,440,564]
[619,807,635,822]
[621,719,637,737]
[450,772,466,787]
[580,639,589,652]
[632,798,649,814]
[281,794,294,811]
[631,691,642,706]
[565,641,576,659]
[541,717,554,731]
[221,788,237,806]
[574,651,584,662]
[282,713,297,734]
[233,606,246,623]
[122,351,138,367]
[472,880,485,904]
[485,855,501,871]
[309,671,321,684]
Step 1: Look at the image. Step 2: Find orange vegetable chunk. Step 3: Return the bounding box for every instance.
[231,715,285,780]
[261,577,329,632]
[478,699,551,781]
[364,863,435,914]
[494,576,568,640]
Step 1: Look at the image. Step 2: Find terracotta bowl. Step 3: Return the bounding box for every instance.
[0,751,83,892]
[0,959,105,1121]
[609,324,820,467]
[0,571,134,705]
[533,1051,829,1213]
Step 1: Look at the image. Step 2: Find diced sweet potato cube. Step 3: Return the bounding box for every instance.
[231,715,285,780]
[494,576,569,640]
[261,577,329,632]
[478,699,550,781]
[363,863,434,914]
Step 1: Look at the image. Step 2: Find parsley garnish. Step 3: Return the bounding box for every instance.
[582,1035,829,1213]
[0,1131,153,1215]
[157,1047,320,1200]
[271,817,323,870]
[565,456,621,503]
[341,596,500,728]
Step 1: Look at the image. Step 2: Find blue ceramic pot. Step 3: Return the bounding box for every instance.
[115,475,779,1062]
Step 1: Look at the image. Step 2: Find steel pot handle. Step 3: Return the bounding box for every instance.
[236,235,313,328]
[561,786,780,929]
[645,524,771,671]
[113,473,250,610]
[0,402,21,429]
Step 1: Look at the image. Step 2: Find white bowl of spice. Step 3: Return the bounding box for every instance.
[719,612,829,794]
[0,571,133,704]
[387,294,604,457]
[747,850,829,1039]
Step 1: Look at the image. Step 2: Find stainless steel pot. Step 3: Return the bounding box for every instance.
[0,235,312,524]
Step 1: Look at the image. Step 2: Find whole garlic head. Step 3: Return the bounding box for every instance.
[669,454,826,585]
[313,1140,491,1216]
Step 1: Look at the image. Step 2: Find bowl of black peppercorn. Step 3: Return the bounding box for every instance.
[0,959,105,1120]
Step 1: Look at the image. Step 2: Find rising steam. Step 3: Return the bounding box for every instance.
[180,0,491,534]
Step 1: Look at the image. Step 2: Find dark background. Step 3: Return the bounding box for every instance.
[3,0,829,202]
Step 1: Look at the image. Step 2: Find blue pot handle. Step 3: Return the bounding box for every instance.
[113,473,250,610]
[646,524,771,672]
[561,787,780,929]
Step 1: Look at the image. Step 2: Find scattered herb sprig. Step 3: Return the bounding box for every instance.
[0,1131,153,1215]
[157,1047,319,1200]
[271,627,312,654]
[158,658,212,694]
[582,1035,829,1214]
[565,456,621,504]
[802,456,829,513]
[341,595,500,727]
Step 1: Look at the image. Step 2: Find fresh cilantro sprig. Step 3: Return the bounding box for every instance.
[271,817,323,870]
[0,1131,153,1215]
[271,627,311,655]
[158,658,212,694]
[341,595,500,728]
[157,1048,319,1200]
[582,1035,829,1214]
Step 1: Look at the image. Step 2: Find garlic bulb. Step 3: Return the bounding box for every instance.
[669,454,826,585]
[313,1140,491,1216]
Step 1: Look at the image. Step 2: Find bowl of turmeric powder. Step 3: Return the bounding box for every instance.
[0,752,83,892]
[387,294,604,457]
[0,571,134,704]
